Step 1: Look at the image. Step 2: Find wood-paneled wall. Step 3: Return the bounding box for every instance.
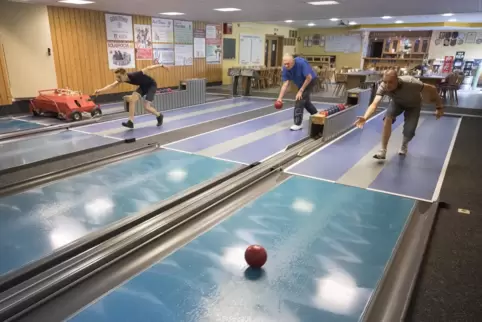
[0,43,12,106]
[47,7,222,95]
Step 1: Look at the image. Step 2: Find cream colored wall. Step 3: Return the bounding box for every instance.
[428,30,482,60]
[0,2,57,98]
[297,28,362,69]
[222,23,296,85]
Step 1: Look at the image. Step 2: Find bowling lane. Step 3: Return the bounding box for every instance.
[0,118,44,134]
[285,113,460,201]
[164,102,332,164]
[0,130,118,173]
[68,176,415,322]
[0,149,237,276]
[77,97,273,141]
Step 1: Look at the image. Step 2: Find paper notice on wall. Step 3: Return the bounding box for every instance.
[107,42,136,70]
[175,44,193,66]
[105,14,133,41]
[151,18,174,43]
[194,37,205,58]
[174,20,193,44]
[134,24,152,60]
[153,44,174,65]
[206,24,222,64]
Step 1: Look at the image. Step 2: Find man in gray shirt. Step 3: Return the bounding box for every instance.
[354,70,444,159]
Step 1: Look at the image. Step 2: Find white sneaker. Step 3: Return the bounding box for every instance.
[399,144,408,155]
[373,149,387,160]
[290,124,302,131]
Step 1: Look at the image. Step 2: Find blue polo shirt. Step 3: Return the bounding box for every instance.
[282,57,317,89]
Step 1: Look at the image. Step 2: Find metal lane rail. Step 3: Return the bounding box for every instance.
[0,156,251,295]
[0,144,159,197]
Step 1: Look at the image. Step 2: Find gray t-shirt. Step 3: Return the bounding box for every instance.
[376,76,424,108]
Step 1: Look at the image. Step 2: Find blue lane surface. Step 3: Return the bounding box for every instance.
[0,130,116,172]
[286,114,459,201]
[77,97,273,141]
[0,119,43,134]
[164,102,332,164]
[69,176,415,322]
[0,149,237,276]
[369,116,460,200]
[286,112,403,181]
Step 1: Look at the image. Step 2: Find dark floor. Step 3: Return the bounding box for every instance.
[407,117,482,322]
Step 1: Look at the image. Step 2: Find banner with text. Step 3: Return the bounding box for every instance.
[107,42,135,69]
[151,18,174,43]
[105,14,133,41]
[194,28,206,58]
[134,24,152,60]
[206,24,222,64]
[174,20,193,44]
[153,44,174,65]
[175,44,193,66]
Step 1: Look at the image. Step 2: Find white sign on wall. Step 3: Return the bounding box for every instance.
[105,14,133,41]
[107,42,135,70]
[152,18,174,43]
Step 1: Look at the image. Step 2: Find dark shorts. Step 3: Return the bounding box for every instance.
[135,83,157,102]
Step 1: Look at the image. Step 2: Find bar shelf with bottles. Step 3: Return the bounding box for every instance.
[363,31,431,71]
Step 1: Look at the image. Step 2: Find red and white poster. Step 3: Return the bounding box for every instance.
[134,24,153,60]
[206,24,222,64]
[442,56,454,73]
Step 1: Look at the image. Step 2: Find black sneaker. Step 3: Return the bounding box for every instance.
[157,114,164,126]
[122,120,134,128]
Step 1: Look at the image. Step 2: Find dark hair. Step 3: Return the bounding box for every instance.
[114,68,127,74]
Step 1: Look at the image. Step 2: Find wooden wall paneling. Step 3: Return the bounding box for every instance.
[0,43,12,106]
[47,6,222,96]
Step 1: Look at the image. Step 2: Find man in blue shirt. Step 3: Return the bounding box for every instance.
[277,54,318,131]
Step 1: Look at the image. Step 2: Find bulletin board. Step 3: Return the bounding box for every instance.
[223,38,236,60]
[239,34,263,65]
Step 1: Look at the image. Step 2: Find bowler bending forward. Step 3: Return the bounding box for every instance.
[355,70,444,159]
[277,54,318,131]
[95,64,169,129]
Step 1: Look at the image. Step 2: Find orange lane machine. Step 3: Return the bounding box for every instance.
[29,88,102,121]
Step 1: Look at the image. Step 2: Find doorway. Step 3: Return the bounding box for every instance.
[265,35,284,67]
[370,41,384,58]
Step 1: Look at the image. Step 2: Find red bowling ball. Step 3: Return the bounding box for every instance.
[274,101,283,109]
[245,245,268,268]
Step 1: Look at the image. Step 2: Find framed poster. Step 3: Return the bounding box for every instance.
[105,14,133,41]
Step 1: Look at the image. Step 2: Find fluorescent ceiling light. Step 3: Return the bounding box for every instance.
[58,0,94,4]
[442,13,453,16]
[159,12,184,15]
[330,18,339,21]
[381,16,392,19]
[307,23,315,26]
[349,21,357,25]
[394,20,403,24]
[448,18,457,22]
[214,8,241,12]
[308,1,339,5]
[285,20,294,23]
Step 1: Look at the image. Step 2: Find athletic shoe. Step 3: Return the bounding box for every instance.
[122,120,134,128]
[373,149,387,159]
[290,124,302,131]
[399,143,408,155]
[157,114,164,126]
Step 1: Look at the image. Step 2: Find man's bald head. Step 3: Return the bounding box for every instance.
[382,69,399,92]
[282,53,295,70]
